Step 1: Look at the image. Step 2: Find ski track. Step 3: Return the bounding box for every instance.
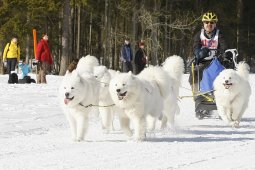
[0,74,254,170]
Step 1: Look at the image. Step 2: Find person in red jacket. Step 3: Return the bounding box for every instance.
[36,33,53,83]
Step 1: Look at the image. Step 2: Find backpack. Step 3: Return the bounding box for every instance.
[8,72,18,84]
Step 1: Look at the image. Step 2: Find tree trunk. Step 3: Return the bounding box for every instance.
[113,12,118,70]
[0,40,4,74]
[236,0,243,54]
[59,0,71,75]
[103,0,110,67]
[151,0,160,65]
[76,5,81,58]
[89,12,92,55]
[70,7,74,59]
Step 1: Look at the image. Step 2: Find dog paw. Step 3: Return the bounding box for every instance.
[160,116,168,129]
[124,130,133,137]
[133,134,146,142]
[232,121,240,128]
[229,121,240,128]
[75,137,84,142]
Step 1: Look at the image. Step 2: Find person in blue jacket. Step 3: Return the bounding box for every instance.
[121,37,133,72]
[19,60,31,78]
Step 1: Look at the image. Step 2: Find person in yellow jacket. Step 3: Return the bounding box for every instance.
[2,36,20,74]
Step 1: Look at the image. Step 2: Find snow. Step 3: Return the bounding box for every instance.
[0,73,254,170]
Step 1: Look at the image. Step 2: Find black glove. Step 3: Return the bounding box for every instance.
[198,47,210,59]
[195,47,209,64]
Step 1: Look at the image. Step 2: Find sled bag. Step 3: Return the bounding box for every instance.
[200,58,225,93]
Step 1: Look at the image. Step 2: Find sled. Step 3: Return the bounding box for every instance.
[190,49,238,119]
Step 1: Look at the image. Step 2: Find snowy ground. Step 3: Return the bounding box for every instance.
[0,73,254,170]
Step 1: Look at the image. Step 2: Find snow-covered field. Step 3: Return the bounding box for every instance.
[0,73,254,170]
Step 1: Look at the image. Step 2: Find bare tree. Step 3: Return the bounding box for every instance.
[76,5,81,58]
[59,0,71,75]
[236,0,243,53]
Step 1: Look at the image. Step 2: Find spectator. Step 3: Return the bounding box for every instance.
[135,41,147,74]
[19,60,31,78]
[2,36,20,74]
[36,33,53,83]
[121,38,133,72]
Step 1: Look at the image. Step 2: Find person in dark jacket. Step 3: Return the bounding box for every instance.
[135,41,147,74]
[189,11,228,91]
[189,11,233,119]
[121,38,133,72]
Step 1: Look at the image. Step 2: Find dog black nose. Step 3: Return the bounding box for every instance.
[225,80,229,83]
[65,92,69,97]
[116,89,120,93]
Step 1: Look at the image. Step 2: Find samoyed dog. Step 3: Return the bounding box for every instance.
[161,55,184,128]
[93,66,132,136]
[59,55,100,141]
[109,66,172,141]
[214,62,251,127]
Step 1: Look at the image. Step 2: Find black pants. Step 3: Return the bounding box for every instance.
[6,58,17,74]
[122,61,133,72]
[188,60,211,85]
[135,64,145,75]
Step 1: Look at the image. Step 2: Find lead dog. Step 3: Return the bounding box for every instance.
[214,62,251,127]
[59,55,100,141]
[109,66,173,141]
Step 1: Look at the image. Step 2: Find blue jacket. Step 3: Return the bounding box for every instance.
[19,63,31,78]
[121,44,133,62]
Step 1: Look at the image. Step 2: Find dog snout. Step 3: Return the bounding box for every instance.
[116,89,121,93]
[225,80,229,84]
[65,92,70,97]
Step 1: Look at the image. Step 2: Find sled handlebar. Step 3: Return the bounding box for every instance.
[187,48,238,68]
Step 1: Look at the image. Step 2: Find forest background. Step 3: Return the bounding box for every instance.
[0,0,254,75]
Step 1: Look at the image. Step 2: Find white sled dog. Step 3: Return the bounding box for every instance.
[161,55,184,128]
[93,66,132,136]
[109,66,173,141]
[59,55,100,141]
[214,62,251,127]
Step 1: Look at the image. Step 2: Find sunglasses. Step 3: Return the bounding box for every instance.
[204,21,215,24]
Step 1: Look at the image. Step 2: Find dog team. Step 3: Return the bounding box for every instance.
[59,55,251,142]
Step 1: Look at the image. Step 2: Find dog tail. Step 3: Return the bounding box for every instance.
[162,55,184,95]
[139,66,171,99]
[236,62,250,81]
[76,55,99,75]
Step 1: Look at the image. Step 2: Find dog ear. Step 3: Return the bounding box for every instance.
[102,66,107,71]
[131,75,136,80]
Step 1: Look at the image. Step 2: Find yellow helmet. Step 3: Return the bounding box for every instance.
[202,12,218,23]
